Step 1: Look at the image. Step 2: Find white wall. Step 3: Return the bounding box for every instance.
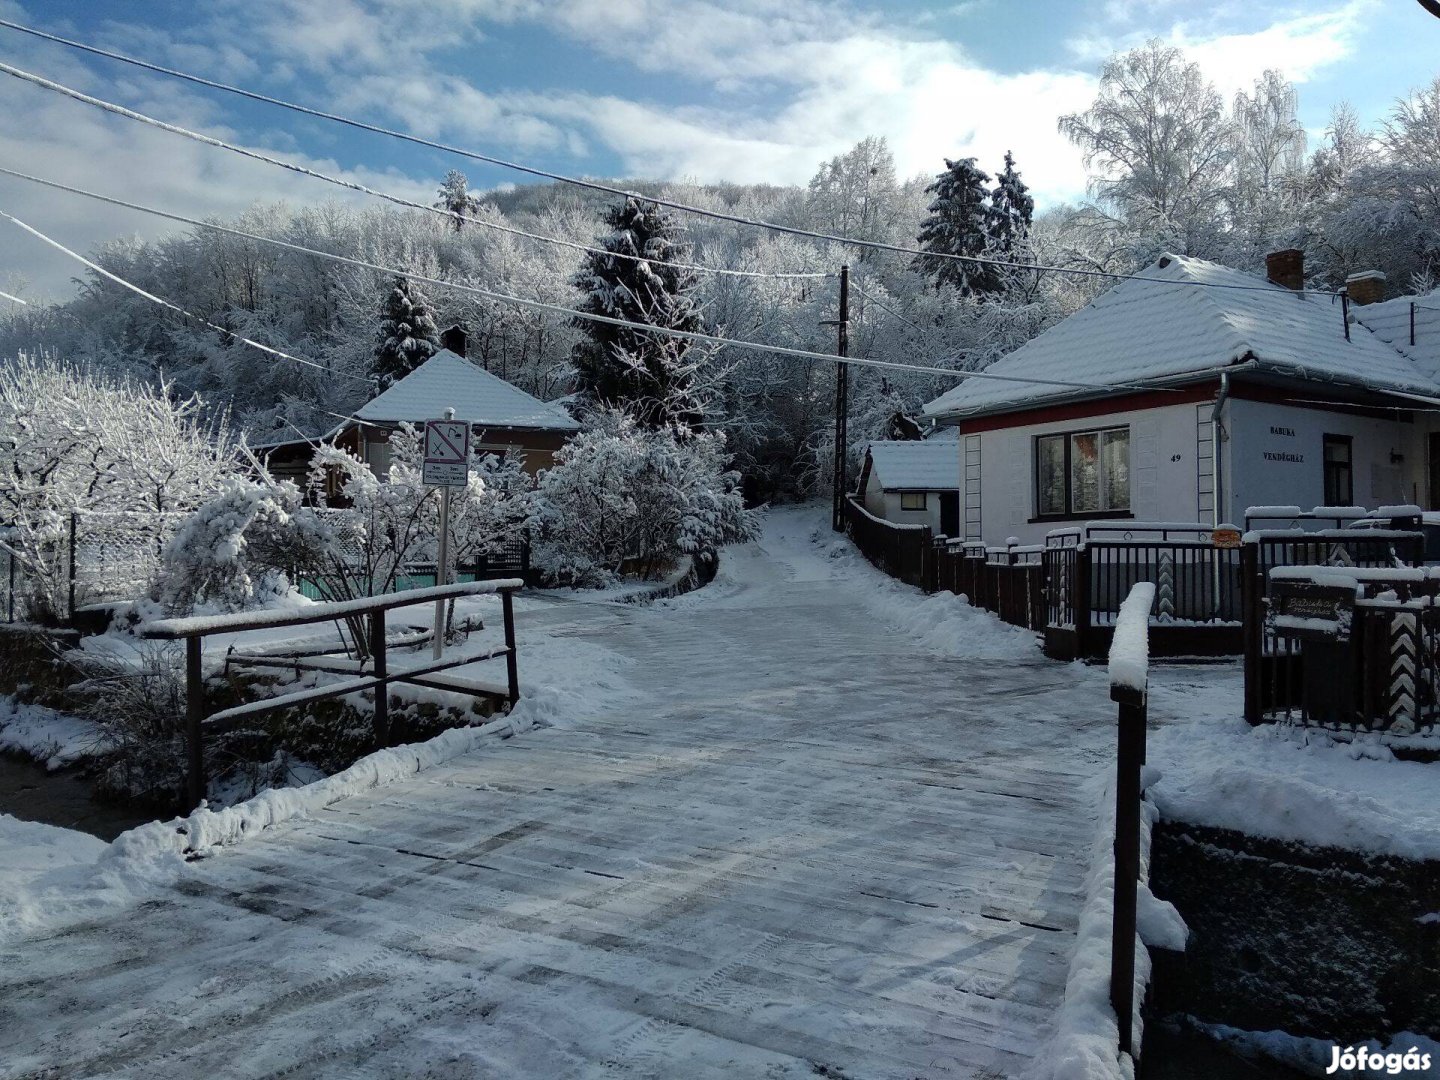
[862,469,944,533]
[969,400,1205,547]
[1223,398,1428,522]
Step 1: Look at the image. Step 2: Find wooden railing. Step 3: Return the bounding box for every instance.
[139,579,522,811]
[842,495,933,589]
[1108,582,1153,1060]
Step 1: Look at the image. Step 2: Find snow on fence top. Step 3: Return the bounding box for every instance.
[139,578,523,639]
[1108,582,1156,694]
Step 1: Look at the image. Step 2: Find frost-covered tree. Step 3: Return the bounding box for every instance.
[371,277,440,394]
[1059,40,1234,256]
[570,198,707,429]
[532,410,755,585]
[914,157,1002,296]
[435,169,480,232]
[0,355,240,621]
[805,137,905,251]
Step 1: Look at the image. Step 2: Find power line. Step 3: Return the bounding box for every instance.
[0,208,370,385]
[0,169,1184,396]
[851,279,930,338]
[0,32,1327,295]
[0,60,823,283]
[0,288,25,305]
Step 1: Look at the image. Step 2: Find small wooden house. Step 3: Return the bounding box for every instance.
[260,329,579,490]
[857,439,962,537]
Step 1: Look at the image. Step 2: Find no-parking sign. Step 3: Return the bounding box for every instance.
[423,419,470,487]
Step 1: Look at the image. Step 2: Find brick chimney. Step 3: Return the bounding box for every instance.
[1345,270,1387,306]
[1265,248,1305,291]
[440,323,468,357]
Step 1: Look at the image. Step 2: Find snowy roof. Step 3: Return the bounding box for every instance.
[1353,289,1440,387]
[922,254,1440,419]
[866,440,959,491]
[353,350,580,431]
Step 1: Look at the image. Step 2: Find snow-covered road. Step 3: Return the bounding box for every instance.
[0,508,1119,1079]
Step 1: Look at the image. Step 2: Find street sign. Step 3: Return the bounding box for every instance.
[423,419,470,488]
[1212,527,1242,549]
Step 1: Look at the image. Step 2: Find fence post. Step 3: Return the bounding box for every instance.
[67,511,78,624]
[184,636,206,813]
[1241,541,1262,725]
[1108,581,1152,1062]
[502,587,520,708]
[1075,546,1092,657]
[370,608,388,746]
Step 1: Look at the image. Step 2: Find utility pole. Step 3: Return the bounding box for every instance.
[830,264,850,532]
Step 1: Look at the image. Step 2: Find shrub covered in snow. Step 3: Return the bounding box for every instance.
[531,410,755,586]
[0,354,240,622]
[154,477,327,615]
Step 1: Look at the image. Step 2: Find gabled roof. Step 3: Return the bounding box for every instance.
[923,254,1440,420]
[865,440,959,491]
[1353,289,1440,387]
[353,350,580,431]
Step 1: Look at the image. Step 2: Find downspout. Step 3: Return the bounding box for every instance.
[1211,371,1231,528]
[1211,371,1231,621]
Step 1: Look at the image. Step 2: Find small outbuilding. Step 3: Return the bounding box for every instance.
[260,328,579,491]
[857,439,963,538]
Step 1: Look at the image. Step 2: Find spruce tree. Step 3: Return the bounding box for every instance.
[570,198,705,430]
[988,151,1035,257]
[913,157,1001,297]
[371,277,439,394]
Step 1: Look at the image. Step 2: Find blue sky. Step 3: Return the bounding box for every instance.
[1,0,1437,298]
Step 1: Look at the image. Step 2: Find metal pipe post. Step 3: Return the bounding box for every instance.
[370,608,388,746]
[502,588,519,708]
[184,636,205,812]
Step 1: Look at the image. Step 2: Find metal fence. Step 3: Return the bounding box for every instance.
[1241,521,1432,734]
[1,510,188,625]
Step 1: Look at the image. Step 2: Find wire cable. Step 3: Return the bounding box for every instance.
[0,208,370,385]
[0,36,1328,294]
[0,170,1185,395]
[0,59,823,282]
[0,288,25,304]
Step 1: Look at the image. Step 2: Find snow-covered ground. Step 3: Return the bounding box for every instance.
[0,695,102,769]
[0,505,1121,1079]
[1147,665,1440,861]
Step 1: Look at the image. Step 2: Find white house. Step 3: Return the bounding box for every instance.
[921,250,1440,547]
[857,439,962,536]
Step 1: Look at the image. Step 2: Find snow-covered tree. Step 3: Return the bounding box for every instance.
[988,152,1035,258]
[435,170,480,232]
[1059,40,1234,256]
[804,137,906,252]
[532,410,755,585]
[914,157,1002,296]
[0,354,240,622]
[570,198,708,429]
[371,277,440,394]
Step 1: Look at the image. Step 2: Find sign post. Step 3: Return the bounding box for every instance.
[424,410,470,658]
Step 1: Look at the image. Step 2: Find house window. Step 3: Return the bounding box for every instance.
[1035,427,1131,518]
[900,492,927,511]
[1323,434,1353,506]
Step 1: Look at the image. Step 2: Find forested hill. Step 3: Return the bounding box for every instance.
[3,44,1436,502]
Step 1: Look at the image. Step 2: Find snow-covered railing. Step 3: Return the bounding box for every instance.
[841,495,934,590]
[139,579,524,810]
[1107,582,1154,1059]
[1243,503,1422,534]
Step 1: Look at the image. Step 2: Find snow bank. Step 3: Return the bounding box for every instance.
[1195,1022,1439,1078]
[1024,770,1183,1080]
[0,695,102,769]
[1146,667,1440,861]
